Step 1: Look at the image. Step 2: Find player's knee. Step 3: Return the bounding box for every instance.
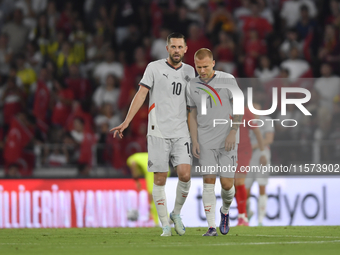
[259,185,266,195]
[221,182,233,191]
[179,173,190,182]
[235,178,245,186]
[154,174,167,186]
[154,179,166,186]
[203,176,216,184]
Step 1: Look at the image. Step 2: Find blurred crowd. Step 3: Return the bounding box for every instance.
[0,0,340,177]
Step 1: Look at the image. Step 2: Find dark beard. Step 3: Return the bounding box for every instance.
[169,54,184,64]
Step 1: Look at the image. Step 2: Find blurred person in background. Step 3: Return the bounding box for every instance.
[1,77,24,131]
[214,31,236,74]
[92,18,110,42]
[95,103,121,132]
[69,19,90,64]
[70,117,97,176]
[329,96,340,160]
[65,64,92,102]
[183,0,208,12]
[168,5,191,38]
[281,47,310,82]
[118,47,148,112]
[318,24,340,75]
[326,0,340,29]
[314,63,340,113]
[185,23,212,67]
[93,48,123,85]
[47,31,65,62]
[2,8,29,54]
[275,103,304,141]
[51,78,74,129]
[263,67,291,113]
[241,2,272,42]
[0,33,13,77]
[120,24,143,65]
[234,0,252,21]
[93,74,120,112]
[295,5,317,41]
[56,41,80,77]
[32,67,50,134]
[56,1,75,36]
[25,41,43,74]
[207,2,235,44]
[46,1,59,35]
[3,112,36,177]
[66,100,94,134]
[254,55,279,83]
[234,105,267,226]
[126,152,170,226]
[111,0,143,45]
[279,28,303,60]
[257,0,274,25]
[86,34,110,66]
[242,29,267,77]
[246,103,275,226]
[30,13,52,58]
[151,27,169,61]
[15,53,37,95]
[280,0,317,29]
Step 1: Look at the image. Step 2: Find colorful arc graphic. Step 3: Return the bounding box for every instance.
[197,87,217,105]
[197,82,222,106]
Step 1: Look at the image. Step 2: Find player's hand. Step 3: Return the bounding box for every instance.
[260,155,267,166]
[110,121,129,138]
[192,141,200,158]
[225,132,236,151]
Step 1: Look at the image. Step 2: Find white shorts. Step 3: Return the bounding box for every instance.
[245,149,271,188]
[147,136,192,172]
[197,145,238,178]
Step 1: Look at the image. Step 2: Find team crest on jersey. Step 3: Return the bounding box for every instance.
[185,75,190,82]
[148,160,153,168]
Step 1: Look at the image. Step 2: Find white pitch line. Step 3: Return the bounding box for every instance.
[242,234,340,239]
[1,240,340,248]
[203,240,340,246]
[111,240,340,248]
[0,243,39,245]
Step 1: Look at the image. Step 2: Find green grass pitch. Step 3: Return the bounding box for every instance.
[1,226,339,255]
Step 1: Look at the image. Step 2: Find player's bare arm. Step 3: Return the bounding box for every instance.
[188,107,200,158]
[253,127,268,166]
[110,85,149,138]
[225,114,243,151]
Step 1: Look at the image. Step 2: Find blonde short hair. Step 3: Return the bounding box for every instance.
[194,48,213,60]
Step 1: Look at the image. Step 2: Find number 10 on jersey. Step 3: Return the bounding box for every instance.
[172,82,182,95]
